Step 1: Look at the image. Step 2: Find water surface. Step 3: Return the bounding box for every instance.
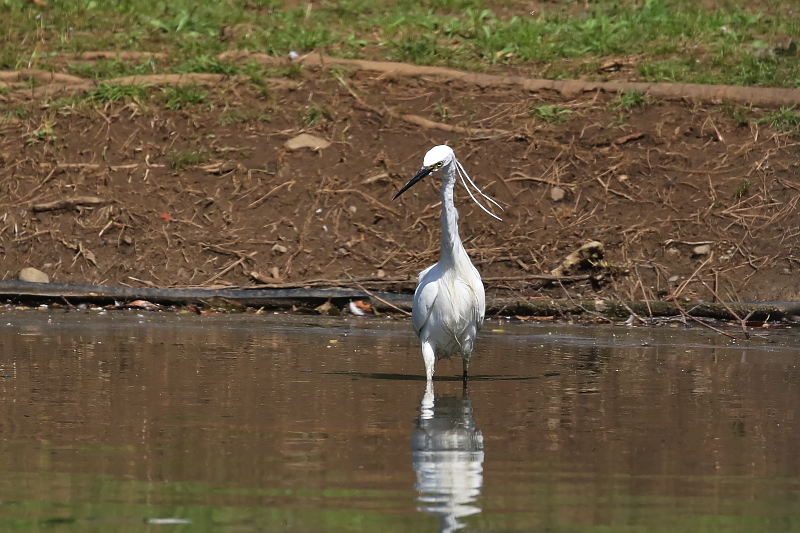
[0,310,798,532]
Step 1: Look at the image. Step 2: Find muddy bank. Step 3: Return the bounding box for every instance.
[2,61,800,303]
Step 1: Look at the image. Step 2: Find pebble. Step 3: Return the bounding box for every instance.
[18,267,49,283]
[284,133,331,152]
[693,244,712,256]
[550,187,566,202]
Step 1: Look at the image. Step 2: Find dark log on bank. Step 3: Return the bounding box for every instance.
[0,280,406,310]
[0,281,798,321]
[487,298,798,321]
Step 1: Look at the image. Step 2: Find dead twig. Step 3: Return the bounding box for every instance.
[557,280,613,323]
[508,170,575,190]
[698,278,751,339]
[203,252,258,286]
[613,293,647,324]
[670,294,738,340]
[246,180,295,210]
[32,196,111,212]
[674,255,713,299]
[319,188,400,216]
[613,132,645,145]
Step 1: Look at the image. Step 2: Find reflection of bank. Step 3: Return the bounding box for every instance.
[412,384,485,533]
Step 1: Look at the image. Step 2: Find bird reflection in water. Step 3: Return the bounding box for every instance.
[412,384,485,533]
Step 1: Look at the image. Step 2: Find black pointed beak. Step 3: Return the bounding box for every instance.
[392,166,433,200]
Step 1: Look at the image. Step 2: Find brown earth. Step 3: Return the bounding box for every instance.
[1,59,800,304]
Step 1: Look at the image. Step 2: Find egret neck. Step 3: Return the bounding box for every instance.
[440,161,465,268]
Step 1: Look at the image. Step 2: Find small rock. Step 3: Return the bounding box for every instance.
[668,275,680,282]
[693,244,712,256]
[272,244,288,254]
[199,161,237,175]
[127,300,161,311]
[550,187,566,202]
[146,518,192,526]
[18,267,48,283]
[284,133,331,152]
[250,270,281,284]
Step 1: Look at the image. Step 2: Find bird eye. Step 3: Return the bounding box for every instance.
[432,162,442,170]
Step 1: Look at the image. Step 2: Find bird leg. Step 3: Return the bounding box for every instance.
[422,341,436,382]
[462,356,470,384]
[421,380,434,419]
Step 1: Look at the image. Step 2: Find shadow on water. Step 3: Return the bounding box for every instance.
[412,384,484,533]
[327,371,542,382]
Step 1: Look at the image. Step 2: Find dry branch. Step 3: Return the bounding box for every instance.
[32,196,111,212]
[319,188,400,216]
[390,111,511,138]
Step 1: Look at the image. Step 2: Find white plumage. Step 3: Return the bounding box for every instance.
[393,145,501,383]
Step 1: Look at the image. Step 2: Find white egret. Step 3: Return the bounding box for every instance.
[393,145,502,383]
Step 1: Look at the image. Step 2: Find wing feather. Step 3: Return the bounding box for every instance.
[412,265,439,337]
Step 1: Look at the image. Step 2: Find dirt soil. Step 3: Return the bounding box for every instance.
[2,62,800,304]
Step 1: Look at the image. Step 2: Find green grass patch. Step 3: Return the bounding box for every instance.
[757,105,800,133]
[217,108,259,125]
[173,55,240,75]
[170,149,208,170]
[68,58,156,80]
[611,90,654,111]
[164,84,207,110]
[278,63,305,80]
[718,103,752,125]
[91,82,149,103]
[300,102,333,127]
[531,104,573,125]
[2,104,32,122]
[26,122,57,145]
[734,179,752,199]
[432,100,453,121]
[0,0,799,87]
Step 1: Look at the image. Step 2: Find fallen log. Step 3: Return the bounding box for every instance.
[1,280,798,322]
[0,280,401,310]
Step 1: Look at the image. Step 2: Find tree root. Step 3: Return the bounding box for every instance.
[223,51,800,107]
[5,51,800,106]
[1,71,297,99]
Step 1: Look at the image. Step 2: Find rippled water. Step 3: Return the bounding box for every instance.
[0,310,798,532]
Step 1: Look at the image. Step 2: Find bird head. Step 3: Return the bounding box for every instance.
[392,145,503,221]
[392,145,453,200]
